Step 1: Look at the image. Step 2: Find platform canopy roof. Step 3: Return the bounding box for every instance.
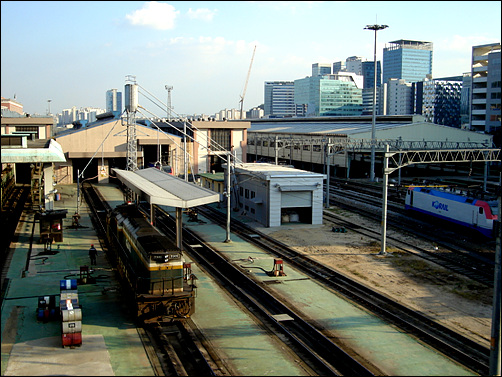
[1,138,66,163]
[112,167,220,208]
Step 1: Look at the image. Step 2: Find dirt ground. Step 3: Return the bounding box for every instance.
[260,207,494,347]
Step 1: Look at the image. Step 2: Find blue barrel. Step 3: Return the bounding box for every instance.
[37,308,45,320]
[60,279,77,291]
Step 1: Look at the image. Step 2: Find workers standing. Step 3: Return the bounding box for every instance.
[89,244,97,265]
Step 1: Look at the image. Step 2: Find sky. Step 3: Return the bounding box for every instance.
[1,1,501,118]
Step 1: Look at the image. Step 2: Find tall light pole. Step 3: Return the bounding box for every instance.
[364,23,388,182]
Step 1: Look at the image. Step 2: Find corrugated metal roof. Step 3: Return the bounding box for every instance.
[112,167,219,208]
[233,163,325,180]
[248,121,407,136]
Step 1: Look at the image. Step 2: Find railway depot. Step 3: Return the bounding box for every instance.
[3,112,496,228]
[1,113,500,375]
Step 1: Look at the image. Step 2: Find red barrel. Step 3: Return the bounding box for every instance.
[62,332,82,347]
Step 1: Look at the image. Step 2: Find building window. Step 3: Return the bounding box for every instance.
[245,189,249,199]
[15,126,39,139]
[210,129,231,150]
[240,187,243,196]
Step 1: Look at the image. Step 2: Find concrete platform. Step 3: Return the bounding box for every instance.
[1,184,154,376]
[2,182,478,376]
[174,204,477,376]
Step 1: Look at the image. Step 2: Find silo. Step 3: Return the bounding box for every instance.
[125,83,138,112]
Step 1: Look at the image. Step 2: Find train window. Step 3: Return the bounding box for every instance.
[479,207,484,214]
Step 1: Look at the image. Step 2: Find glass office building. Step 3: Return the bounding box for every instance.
[312,63,332,77]
[413,76,463,128]
[294,75,363,117]
[383,40,433,84]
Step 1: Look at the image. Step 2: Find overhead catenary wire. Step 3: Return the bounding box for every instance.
[137,84,236,163]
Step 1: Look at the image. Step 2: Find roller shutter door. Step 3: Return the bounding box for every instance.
[281,191,312,208]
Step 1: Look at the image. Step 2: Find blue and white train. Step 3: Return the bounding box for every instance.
[405,187,498,238]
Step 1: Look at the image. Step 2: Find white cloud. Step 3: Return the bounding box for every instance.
[125,1,179,30]
[187,8,217,21]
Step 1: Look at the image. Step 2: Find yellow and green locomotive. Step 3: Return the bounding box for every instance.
[106,202,196,321]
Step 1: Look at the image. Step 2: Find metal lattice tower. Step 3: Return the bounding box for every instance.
[165,85,173,120]
[125,76,138,171]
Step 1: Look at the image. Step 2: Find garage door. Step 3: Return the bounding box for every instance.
[281,191,312,208]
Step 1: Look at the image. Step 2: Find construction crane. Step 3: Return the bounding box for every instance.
[239,45,256,120]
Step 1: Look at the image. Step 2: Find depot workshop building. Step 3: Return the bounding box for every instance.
[246,115,495,178]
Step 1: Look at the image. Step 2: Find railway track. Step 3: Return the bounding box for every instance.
[82,183,216,376]
[1,184,29,306]
[328,186,495,287]
[154,205,375,376]
[197,204,490,376]
[84,182,490,375]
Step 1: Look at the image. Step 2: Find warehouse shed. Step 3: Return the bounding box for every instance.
[247,115,494,178]
[230,162,325,227]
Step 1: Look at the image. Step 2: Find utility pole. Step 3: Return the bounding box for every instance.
[490,170,501,375]
[364,23,388,182]
[224,151,232,243]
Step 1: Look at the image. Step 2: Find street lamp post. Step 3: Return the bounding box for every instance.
[364,23,388,182]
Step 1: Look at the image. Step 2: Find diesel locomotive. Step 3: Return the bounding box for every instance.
[405,186,499,238]
[94,184,196,322]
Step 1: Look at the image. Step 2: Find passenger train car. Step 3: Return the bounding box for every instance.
[92,184,196,322]
[405,186,498,238]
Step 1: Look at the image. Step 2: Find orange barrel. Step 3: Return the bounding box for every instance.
[61,321,82,334]
[61,308,82,322]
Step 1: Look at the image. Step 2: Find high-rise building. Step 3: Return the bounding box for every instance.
[470,43,501,133]
[312,63,332,77]
[345,56,364,75]
[413,76,463,127]
[383,39,433,84]
[385,78,413,115]
[294,74,363,117]
[106,89,122,113]
[460,72,472,129]
[361,61,382,89]
[332,61,345,73]
[264,81,296,117]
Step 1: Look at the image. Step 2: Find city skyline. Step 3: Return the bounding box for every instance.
[1,1,500,117]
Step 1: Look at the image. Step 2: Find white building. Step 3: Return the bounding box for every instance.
[230,162,325,227]
[385,78,413,115]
